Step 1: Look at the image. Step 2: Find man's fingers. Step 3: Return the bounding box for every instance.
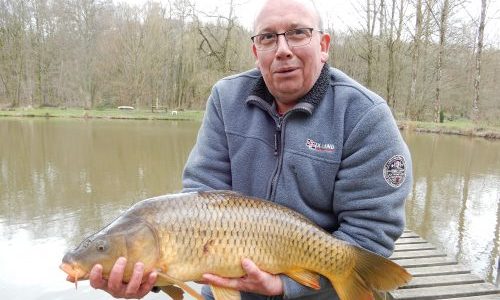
[89,264,106,289]
[203,273,241,290]
[124,262,144,296]
[108,257,127,291]
[137,271,158,295]
[241,259,261,278]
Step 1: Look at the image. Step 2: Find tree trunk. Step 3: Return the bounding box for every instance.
[406,0,423,119]
[435,0,450,123]
[472,0,487,122]
[365,0,379,88]
[386,0,396,110]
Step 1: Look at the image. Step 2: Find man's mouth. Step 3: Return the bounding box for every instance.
[275,67,298,74]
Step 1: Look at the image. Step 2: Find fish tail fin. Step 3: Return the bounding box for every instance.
[328,246,412,300]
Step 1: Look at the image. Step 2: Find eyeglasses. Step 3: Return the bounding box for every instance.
[251,28,323,51]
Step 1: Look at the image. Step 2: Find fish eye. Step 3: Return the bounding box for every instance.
[95,240,107,252]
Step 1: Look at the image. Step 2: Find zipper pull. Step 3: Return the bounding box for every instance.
[274,117,283,156]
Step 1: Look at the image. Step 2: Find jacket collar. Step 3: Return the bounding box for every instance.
[246,63,330,116]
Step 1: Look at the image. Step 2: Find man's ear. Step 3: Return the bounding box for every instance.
[252,44,260,69]
[320,33,331,63]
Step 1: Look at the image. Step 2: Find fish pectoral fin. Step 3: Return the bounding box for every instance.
[160,285,184,300]
[156,272,203,300]
[210,285,241,300]
[284,269,321,290]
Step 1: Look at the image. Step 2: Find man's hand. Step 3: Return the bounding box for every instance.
[202,258,283,296]
[67,257,157,299]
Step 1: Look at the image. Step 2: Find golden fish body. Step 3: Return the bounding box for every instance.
[61,191,411,300]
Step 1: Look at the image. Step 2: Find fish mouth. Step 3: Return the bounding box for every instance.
[60,262,89,283]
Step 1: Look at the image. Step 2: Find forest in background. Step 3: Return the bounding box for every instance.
[0,0,498,123]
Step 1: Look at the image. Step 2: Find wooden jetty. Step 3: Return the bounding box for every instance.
[388,230,500,300]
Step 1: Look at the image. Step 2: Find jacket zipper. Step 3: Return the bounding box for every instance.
[269,115,285,200]
[274,116,283,156]
[246,97,303,202]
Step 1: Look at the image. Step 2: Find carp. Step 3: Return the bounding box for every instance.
[60,191,411,300]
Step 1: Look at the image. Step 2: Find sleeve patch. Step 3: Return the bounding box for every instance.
[383,155,406,188]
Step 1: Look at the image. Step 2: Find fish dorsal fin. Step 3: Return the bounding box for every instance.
[156,272,203,300]
[160,285,185,300]
[210,285,241,300]
[284,269,321,290]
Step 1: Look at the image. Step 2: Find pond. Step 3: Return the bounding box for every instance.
[0,118,498,299]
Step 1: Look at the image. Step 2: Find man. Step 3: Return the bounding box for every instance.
[84,0,412,299]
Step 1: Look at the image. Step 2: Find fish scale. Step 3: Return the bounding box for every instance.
[60,190,412,300]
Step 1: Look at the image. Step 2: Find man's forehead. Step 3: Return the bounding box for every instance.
[253,0,318,33]
[256,21,311,33]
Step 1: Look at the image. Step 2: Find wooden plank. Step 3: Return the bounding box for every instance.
[406,264,471,277]
[401,273,484,289]
[390,229,500,300]
[394,242,436,251]
[395,256,457,268]
[400,231,421,238]
[391,249,446,260]
[389,283,500,300]
[441,295,500,299]
[396,237,428,244]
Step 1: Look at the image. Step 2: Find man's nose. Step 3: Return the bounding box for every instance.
[275,35,293,57]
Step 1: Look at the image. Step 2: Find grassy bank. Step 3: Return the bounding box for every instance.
[1,107,499,139]
[0,107,204,121]
[398,119,500,139]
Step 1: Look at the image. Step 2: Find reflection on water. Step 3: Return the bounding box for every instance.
[403,131,500,284]
[0,118,499,299]
[0,118,199,300]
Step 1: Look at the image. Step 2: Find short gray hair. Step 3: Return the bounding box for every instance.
[253,0,324,32]
[309,0,324,30]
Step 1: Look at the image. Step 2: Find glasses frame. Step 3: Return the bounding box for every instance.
[251,28,324,51]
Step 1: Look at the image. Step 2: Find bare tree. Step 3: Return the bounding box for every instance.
[433,0,467,122]
[196,0,238,72]
[434,0,450,123]
[472,0,488,122]
[385,0,405,111]
[0,0,498,120]
[406,0,424,119]
[365,0,379,88]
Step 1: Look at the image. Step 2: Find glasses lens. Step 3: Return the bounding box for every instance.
[255,33,277,50]
[285,28,313,47]
[252,28,315,51]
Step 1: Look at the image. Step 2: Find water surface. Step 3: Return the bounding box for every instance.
[0,118,498,299]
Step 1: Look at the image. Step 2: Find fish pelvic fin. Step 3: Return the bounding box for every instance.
[328,246,412,300]
[156,272,203,300]
[210,285,241,300]
[283,269,321,290]
[160,285,184,300]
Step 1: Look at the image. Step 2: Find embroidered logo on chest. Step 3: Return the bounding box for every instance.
[306,139,335,153]
[383,155,406,188]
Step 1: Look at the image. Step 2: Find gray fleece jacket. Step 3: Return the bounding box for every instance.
[182,64,412,299]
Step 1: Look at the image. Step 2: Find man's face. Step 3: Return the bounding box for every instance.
[252,0,330,106]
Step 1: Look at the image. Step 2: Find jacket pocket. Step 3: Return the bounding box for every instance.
[282,150,340,211]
